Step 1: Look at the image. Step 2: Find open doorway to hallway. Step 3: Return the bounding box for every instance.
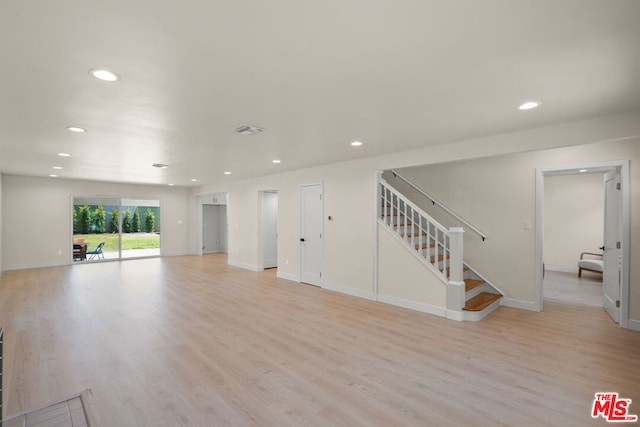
[543,270,602,306]
[542,172,604,307]
[202,193,228,254]
[536,160,630,327]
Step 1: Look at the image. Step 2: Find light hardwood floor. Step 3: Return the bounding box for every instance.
[544,269,603,307]
[1,254,639,426]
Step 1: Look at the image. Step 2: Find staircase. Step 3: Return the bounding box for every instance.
[378,176,502,321]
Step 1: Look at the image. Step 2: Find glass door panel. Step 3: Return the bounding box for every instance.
[120,199,161,258]
[73,197,121,261]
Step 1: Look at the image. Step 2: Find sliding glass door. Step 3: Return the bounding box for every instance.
[120,199,161,258]
[72,197,161,262]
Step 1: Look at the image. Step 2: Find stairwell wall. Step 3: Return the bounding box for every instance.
[378,223,447,316]
[391,137,640,319]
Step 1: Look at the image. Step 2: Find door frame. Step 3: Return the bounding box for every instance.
[535,160,630,327]
[71,195,163,262]
[299,182,324,286]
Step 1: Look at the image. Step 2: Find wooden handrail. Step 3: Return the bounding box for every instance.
[389,169,488,241]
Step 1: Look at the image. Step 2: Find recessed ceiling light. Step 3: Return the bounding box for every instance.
[52,166,63,170]
[579,169,588,173]
[190,178,198,182]
[351,141,363,147]
[224,171,232,175]
[90,69,119,82]
[58,152,71,157]
[67,126,86,133]
[168,183,174,186]
[49,174,58,178]
[272,159,281,164]
[518,101,540,110]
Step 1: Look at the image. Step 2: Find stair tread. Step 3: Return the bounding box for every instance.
[464,292,501,311]
[430,254,449,263]
[414,242,435,250]
[464,278,484,291]
[404,232,428,237]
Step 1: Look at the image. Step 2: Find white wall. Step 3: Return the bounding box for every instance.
[544,173,604,269]
[195,162,376,295]
[192,111,640,322]
[391,137,639,318]
[2,111,639,322]
[0,173,3,275]
[1,175,192,270]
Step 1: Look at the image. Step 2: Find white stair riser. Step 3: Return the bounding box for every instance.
[462,297,502,322]
[465,283,494,301]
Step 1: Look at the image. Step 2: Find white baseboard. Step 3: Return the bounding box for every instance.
[502,297,539,312]
[377,294,446,318]
[445,309,464,321]
[544,264,578,274]
[626,319,640,331]
[276,272,299,282]
[4,261,65,271]
[162,251,191,257]
[322,281,376,301]
[227,260,262,272]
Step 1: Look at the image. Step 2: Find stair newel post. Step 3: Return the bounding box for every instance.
[446,227,465,312]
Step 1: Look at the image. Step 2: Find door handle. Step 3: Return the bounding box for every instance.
[599,246,605,251]
[300,238,305,242]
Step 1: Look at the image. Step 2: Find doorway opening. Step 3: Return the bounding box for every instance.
[535,161,630,327]
[542,172,604,307]
[202,193,228,254]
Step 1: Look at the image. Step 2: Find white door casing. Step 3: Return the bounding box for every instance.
[300,183,323,286]
[535,160,629,328]
[603,169,621,323]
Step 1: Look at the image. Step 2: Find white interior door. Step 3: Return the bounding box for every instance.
[262,192,278,269]
[603,169,621,323]
[300,184,323,286]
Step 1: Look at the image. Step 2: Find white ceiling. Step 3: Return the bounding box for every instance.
[1,1,639,187]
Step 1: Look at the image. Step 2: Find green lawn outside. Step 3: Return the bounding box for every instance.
[74,233,160,252]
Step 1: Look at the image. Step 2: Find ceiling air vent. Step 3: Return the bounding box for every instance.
[235,124,264,135]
